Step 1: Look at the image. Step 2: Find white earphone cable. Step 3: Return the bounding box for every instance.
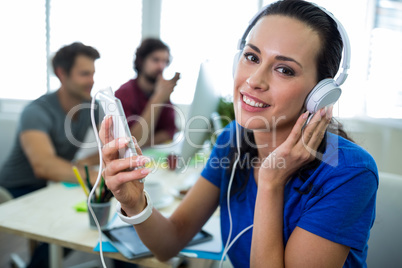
[219,122,253,267]
[90,92,107,268]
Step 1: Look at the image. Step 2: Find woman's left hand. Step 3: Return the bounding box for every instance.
[259,106,332,187]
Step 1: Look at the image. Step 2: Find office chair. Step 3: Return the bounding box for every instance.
[366,172,402,267]
[0,187,25,268]
[0,186,41,268]
[0,186,12,203]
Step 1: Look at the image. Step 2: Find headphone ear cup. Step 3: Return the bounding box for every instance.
[232,51,242,78]
[305,78,342,113]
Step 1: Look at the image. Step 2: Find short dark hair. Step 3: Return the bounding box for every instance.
[52,42,100,76]
[133,38,170,74]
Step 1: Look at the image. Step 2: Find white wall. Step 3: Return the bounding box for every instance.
[339,117,402,176]
[0,99,29,168]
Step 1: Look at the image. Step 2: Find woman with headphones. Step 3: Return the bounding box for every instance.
[99,0,378,267]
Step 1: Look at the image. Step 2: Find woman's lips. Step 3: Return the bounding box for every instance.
[240,92,270,112]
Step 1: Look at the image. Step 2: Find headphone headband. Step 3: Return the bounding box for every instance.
[316,5,350,86]
[237,2,351,86]
[237,10,265,51]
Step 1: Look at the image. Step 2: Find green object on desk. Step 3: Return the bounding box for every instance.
[142,148,168,159]
[74,200,87,212]
[142,148,168,168]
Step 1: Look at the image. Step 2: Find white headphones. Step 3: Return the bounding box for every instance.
[232,2,351,114]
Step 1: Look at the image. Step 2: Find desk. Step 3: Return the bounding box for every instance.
[0,166,208,268]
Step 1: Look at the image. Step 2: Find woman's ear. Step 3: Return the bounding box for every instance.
[300,106,308,115]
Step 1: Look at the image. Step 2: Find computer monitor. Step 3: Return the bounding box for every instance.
[177,61,220,169]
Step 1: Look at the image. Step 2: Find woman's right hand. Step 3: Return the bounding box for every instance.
[99,116,151,216]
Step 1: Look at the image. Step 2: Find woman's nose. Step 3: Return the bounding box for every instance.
[246,66,270,91]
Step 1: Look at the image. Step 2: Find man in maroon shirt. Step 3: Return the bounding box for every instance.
[115,38,180,147]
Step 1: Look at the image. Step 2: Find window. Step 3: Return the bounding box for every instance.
[161,0,375,119]
[48,0,142,93]
[160,0,260,104]
[0,0,47,100]
[1,0,399,120]
[366,0,402,118]
[288,0,371,118]
[0,0,141,101]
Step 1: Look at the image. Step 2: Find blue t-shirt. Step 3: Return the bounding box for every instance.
[201,121,378,268]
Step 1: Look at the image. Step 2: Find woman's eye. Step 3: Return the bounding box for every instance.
[277,67,295,76]
[244,52,259,63]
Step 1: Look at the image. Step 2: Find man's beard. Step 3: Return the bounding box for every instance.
[144,73,158,84]
[67,84,92,101]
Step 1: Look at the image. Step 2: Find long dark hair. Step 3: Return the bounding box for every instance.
[228,0,354,197]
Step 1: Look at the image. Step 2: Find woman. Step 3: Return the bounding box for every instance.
[100,1,378,267]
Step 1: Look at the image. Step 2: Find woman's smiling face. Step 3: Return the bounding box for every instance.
[233,15,321,132]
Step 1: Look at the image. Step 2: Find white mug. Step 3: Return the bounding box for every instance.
[144,180,164,205]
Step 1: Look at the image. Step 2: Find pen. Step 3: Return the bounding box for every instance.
[84,165,91,189]
[103,190,113,203]
[72,166,89,197]
[84,165,96,202]
[98,177,104,203]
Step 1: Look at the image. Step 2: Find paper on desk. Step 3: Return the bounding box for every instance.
[94,239,118,252]
[94,213,223,259]
[179,216,224,260]
[107,213,222,253]
[93,214,125,253]
[183,215,222,253]
[106,213,130,228]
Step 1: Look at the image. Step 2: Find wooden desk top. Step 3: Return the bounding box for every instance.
[0,166,204,268]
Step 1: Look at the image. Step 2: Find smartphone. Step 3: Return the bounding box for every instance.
[97,87,137,159]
